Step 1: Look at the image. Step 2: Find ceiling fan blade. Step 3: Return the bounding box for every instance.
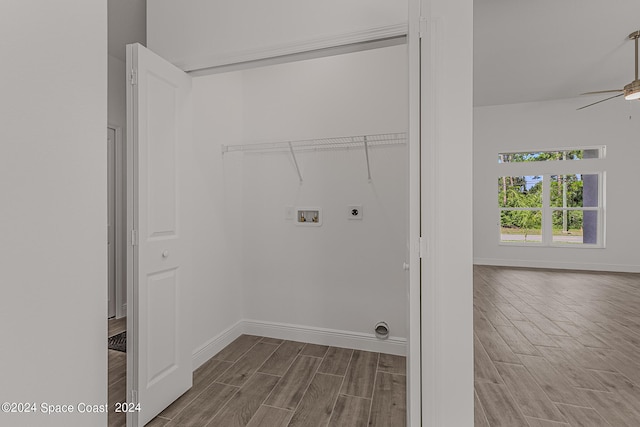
[580,90,623,95]
[577,93,625,110]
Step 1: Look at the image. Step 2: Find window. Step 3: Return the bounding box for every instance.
[497,148,605,247]
[498,148,604,163]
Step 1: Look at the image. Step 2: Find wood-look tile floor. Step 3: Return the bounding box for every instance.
[474,265,640,427]
[108,317,127,427]
[107,324,406,427]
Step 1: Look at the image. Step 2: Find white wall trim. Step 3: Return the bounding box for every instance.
[407,0,422,425]
[242,319,407,356]
[474,257,640,273]
[175,23,408,73]
[191,320,245,370]
[191,319,407,371]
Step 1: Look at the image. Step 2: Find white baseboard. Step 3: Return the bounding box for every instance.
[241,319,406,356]
[474,257,640,273]
[191,319,407,370]
[191,320,244,370]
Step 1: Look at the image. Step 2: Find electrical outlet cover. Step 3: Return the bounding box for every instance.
[348,205,363,219]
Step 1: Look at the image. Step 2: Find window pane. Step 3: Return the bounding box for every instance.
[498,176,542,208]
[551,209,583,233]
[498,149,603,163]
[551,210,598,244]
[500,210,542,243]
[550,174,598,208]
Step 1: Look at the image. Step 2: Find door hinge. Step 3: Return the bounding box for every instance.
[130,390,138,405]
[131,229,137,246]
[130,69,138,85]
[419,16,427,39]
[419,236,428,258]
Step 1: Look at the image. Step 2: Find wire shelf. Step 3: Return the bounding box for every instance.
[221,132,407,183]
[221,132,407,154]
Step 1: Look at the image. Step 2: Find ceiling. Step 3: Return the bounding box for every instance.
[108,0,640,107]
[108,0,146,61]
[474,0,640,107]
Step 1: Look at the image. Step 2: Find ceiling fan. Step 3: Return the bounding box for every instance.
[578,30,640,110]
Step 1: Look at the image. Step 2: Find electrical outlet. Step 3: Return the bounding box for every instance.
[348,205,363,220]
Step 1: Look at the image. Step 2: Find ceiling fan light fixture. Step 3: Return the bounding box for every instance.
[623,80,640,100]
[578,30,640,110]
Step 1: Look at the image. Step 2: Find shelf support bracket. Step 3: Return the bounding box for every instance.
[289,142,303,183]
[364,136,372,181]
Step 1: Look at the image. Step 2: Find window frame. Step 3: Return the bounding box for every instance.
[497,149,606,248]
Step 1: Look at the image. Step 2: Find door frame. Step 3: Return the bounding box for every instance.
[107,126,116,318]
[108,123,126,319]
[407,2,422,426]
[124,13,428,426]
[413,0,475,425]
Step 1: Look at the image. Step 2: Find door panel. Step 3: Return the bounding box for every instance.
[146,268,179,386]
[146,73,178,238]
[126,43,192,427]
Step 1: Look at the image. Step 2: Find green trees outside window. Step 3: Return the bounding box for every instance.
[498,176,542,242]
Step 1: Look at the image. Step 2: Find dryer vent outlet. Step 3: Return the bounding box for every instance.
[374,321,389,340]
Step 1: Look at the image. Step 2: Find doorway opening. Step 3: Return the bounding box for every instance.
[108,125,128,427]
[126,40,416,426]
[107,125,126,320]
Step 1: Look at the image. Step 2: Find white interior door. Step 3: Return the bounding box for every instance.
[108,127,116,319]
[126,43,193,427]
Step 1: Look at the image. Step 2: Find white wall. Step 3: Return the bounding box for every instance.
[0,2,107,426]
[191,46,407,347]
[474,97,640,272]
[241,46,408,140]
[147,0,407,71]
[238,46,408,344]
[189,72,245,363]
[188,46,408,352]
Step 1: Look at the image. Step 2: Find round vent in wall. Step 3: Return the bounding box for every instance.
[374,321,389,340]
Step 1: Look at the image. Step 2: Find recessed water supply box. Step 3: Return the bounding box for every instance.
[296,208,321,226]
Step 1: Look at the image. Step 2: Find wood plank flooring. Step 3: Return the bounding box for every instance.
[474,265,640,427]
[107,325,406,427]
[109,266,639,426]
[108,317,127,427]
